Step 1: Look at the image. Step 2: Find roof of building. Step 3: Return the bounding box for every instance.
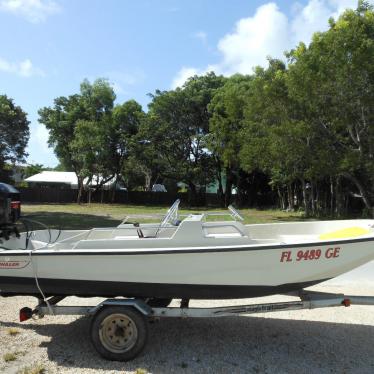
[24,171,115,187]
[25,171,78,185]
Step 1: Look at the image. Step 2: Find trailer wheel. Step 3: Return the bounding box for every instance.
[90,306,148,361]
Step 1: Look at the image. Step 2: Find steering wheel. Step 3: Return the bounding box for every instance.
[160,199,180,227]
[228,205,244,221]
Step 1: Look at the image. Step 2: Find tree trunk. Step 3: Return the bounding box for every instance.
[287,183,294,211]
[216,163,224,208]
[111,187,116,203]
[224,167,233,208]
[315,183,320,215]
[310,181,315,215]
[342,172,373,216]
[277,187,286,210]
[301,179,309,216]
[330,176,334,216]
[236,170,243,207]
[110,176,118,203]
[144,171,152,192]
[335,176,342,217]
[188,183,198,206]
[77,176,84,204]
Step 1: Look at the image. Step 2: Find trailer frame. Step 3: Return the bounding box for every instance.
[19,290,374,361]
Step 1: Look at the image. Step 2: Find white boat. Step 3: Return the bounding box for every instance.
[1,200,374,300]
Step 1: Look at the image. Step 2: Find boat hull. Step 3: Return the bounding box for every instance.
[0,276,328,299]
[1,236,374,299]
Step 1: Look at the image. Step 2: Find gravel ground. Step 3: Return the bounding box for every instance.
[2,265,374,374]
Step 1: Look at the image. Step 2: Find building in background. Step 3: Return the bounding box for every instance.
[24,171,117,190]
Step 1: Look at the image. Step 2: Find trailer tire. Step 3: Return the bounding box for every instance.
[90,306,148,361]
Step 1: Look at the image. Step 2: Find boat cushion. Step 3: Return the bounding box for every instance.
[319,226,370,240]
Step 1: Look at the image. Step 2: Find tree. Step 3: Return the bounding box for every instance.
[238,60,297,209]
[208,74,253,206]
[147,72,226,203]
[287,2,374,215]
[38,93,88,198]
[39,79,116,203]
[236,58,339,214]
[112,100,144,188]
[0,95,30,182]
[23,163,45,179]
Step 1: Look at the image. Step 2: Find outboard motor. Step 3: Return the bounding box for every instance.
[0,183,21,241]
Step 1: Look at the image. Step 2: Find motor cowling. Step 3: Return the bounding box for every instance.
[0,183,21,240]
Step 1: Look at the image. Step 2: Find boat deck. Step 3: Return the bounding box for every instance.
[2,216,374,253]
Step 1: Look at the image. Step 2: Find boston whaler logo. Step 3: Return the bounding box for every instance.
[0,257,30,269]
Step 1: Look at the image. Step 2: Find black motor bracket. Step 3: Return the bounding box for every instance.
[0,224,20,241]
[0,183,21,242]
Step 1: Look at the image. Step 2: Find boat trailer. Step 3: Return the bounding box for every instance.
[19,290,374,361]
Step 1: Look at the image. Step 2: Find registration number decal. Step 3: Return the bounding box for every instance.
[280,247,340,262]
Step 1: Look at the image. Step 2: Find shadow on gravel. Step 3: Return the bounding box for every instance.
[3,315,374,373]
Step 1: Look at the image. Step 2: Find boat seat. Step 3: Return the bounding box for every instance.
[137,227,177,239]
[319,226,370,240]
[87,228,139,240]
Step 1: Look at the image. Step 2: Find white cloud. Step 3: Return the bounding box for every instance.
[104,69,146,95]
[83,69,146,97]
[105,69,146,96]
[172,0,374,87]
[193,31,208,44]
[0,0,60,23]
[0,56,45,77]
[111,81,127,96]
[291,0,332,43]
[328,0,361,18]
[26,122,58,167]
[35,122,49,145]
[171,67,200,89]
[107,70,146,86]
[217,3,289,75]
[289,0,364,43]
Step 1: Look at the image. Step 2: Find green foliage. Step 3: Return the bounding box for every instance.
[147,72,226,195]
[6,327,21,336]
[3,352,18,362]
[80,78,116,119]
[39,78,147,202]
[112,100,144,181]
[16,363,45,374]
[208,74,252,168]
[54,162,72,171]
[135,369,148,374]
[287,4,374,210]
[0,95,30,181]
[23,163,45,179]
[32,3,374,214]
[39,78,116,178]
[38,93,86,173]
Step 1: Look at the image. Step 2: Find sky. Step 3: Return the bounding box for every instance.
[0,0,367,167]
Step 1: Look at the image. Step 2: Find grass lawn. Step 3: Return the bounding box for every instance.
[20,203,307,230]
